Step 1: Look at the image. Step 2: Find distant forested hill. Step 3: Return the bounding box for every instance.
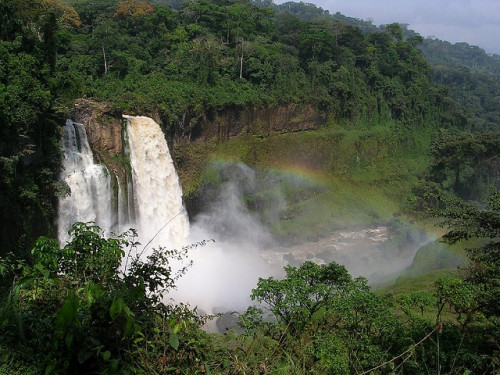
[258,1,500,70]
[254,0,500,131]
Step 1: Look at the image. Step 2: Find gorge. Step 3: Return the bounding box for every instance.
[57,111,439,314]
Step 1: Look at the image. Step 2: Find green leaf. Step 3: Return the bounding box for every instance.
[102,350,111,361]
[45,361,57,375]
[56,291,80,329]
[124,316,135,337]
[78,348,93,364]
[169,334,179,350]
[110,297,125,319]
[65,332,73,348]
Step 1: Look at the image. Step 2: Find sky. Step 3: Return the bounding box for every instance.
[274,0,500,55]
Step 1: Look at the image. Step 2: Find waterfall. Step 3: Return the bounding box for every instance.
[116,176,127,227]
[57,117,189,249]
[124,115,189,247]
[57,120,114,243]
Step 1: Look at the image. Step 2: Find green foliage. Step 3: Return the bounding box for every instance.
[399,290,435,320]
[0,222,209,374]
[241,260,439,374]
[435,190,500,318]
[1,221,498,374]
[432,64,500,131]
[250,261,352,333]
[417,189,500,372]
[45,0,457,134]
[429,129,500,200]
[0,0,62,257]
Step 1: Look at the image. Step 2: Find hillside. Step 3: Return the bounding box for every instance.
[1,0,500,374]
[262,0,500,131]
[1,0,464,255]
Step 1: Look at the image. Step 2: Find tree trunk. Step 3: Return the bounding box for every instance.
[239,53,243,79]
[239,39,244,79]
[102,46,109,74]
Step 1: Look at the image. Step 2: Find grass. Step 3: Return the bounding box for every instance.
[405,240,468,277]
[379,269,460,296]
[174,121,433,240]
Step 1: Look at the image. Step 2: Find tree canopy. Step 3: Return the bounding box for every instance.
[1,1,500,372]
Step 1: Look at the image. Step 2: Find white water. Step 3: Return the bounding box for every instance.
[124,115,189,247]
[58,117,188,249]
[58,120,114,243]
[57,116,412,322]
[116,176,127,227]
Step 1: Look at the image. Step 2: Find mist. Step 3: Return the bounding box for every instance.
[168,161,426,316]
[169,163,281,314]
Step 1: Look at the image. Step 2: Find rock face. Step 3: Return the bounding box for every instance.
[72,99,326,146]
[72,99,126,181]
[188,104,327,141]
[73,99,123,156]
[70,99,327,198]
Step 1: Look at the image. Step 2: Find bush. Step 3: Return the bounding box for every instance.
[0,222,209,374]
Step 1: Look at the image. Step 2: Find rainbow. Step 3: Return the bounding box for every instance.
[207,157,325,185]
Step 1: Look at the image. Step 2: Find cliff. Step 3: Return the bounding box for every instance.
[71,99,327,193]
[73,99,326,143]
[72,99,127,182]
[66,99,428,245]
[186,104,327,141]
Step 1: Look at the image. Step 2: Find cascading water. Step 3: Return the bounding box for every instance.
[56,114,421,323]
[57,115,270,319]
[57,117,188,250]
[58,120,115,243]
[116,176,127,227]
[124,115,189,247]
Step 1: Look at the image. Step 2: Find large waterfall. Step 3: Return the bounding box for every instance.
[124,115,189,246]
[58,116,189,248]
[58,115,272,316]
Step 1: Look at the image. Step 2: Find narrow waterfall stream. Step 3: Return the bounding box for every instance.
[57,120,115,243]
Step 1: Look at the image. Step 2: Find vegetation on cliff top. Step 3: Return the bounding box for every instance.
[59,0,461,131]
[1,0,500,373]
[0,0,462,255]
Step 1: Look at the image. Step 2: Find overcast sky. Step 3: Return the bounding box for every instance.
[275,0,500,55]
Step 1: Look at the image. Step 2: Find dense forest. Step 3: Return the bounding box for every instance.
[260,0,500,131]
[0,0,499,373]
